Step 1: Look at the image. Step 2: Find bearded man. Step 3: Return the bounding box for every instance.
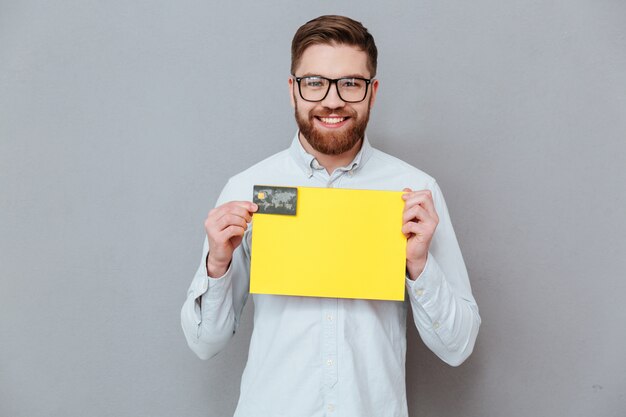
[181,15,480,417]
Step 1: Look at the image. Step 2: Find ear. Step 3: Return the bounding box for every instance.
[288,77,296,108]
[368,79,380,109]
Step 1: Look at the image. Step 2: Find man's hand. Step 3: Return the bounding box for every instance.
[204,201,258,278]
[402,188,439,280]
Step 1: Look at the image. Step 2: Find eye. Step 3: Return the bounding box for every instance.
[339,78,362,88]
[303,77,326,88]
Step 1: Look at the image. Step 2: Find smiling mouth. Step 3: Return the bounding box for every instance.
[316,116,349,125]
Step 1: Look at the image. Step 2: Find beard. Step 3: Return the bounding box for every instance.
[295,98,371,156]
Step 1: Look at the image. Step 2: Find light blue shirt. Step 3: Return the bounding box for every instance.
[181,133,481,417]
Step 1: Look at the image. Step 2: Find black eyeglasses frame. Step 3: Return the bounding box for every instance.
[292,75,373,103]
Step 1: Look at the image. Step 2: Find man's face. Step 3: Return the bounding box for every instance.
[289,43,379,156]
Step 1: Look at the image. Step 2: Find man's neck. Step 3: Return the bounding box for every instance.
[298,132,363,175]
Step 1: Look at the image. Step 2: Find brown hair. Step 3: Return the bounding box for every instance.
[291,15,378,77]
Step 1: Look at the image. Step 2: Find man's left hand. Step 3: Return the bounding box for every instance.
[402,188,439,280]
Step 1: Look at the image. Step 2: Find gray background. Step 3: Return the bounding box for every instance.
[1,0,625,416]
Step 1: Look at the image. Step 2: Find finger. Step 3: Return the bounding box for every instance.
[403,193,430,210]
[215,213,249,233]
[213,201,258,217]
[402,190,431,205]
[402,204,431,224]
[402,221,427,238]
[403,221,435,242]
[211,207,252,226]
[420,191,437,217]
[402,189,427,201]
[208,201,257,223]
[219,224,246,241]
[228,205,255,223]
[227,200,258,212]
[403,190,437,217]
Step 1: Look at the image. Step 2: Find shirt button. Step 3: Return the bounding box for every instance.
[326,359,333,367]
[415,289,424,296]
[326,314,333,321]
[327,404,335,412]
[433,321,440,329]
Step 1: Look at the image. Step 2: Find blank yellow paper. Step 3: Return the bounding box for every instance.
[250,187,407,301]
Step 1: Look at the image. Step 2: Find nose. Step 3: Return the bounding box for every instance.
[320,81,346,109]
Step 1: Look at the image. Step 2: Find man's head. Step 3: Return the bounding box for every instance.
[289,15,379,156]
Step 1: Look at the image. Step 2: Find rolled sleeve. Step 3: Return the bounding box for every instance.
[406,254,455,347]
[181,234,240,359]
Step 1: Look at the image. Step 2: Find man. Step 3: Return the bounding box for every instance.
[181,15,480,417]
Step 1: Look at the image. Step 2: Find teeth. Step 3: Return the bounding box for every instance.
[320,117,345,124]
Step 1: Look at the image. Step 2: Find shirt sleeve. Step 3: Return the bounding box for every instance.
[405,181,481,366]
[180,181,252,360]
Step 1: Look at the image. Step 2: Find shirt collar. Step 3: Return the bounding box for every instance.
[288,131,373,178]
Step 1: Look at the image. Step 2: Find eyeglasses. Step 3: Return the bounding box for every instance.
[293,75,372,103]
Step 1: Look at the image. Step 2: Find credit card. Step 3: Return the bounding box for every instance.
[253,185,298,215]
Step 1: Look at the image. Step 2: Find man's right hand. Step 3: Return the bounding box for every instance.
[204,201,258,278]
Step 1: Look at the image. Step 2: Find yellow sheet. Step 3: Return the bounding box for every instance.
[250,186,407,301]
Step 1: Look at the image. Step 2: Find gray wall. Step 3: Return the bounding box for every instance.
[1,1,625,416]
